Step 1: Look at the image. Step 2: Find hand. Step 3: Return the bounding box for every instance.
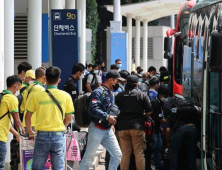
[27,129,36,136]
[111,126,115,133]
[159,127,164,135]
[108,116,116,126]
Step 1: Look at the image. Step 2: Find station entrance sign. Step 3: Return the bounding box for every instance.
[51,9,78,89]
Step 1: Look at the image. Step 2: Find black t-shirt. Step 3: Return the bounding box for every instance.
[63,76,79,103]
[115,89,152,130]
[151,97,164,133]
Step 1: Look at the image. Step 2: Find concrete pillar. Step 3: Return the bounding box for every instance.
[77,0,86,92]
[4,0,14,164]
[170,15,175,54]
[49,0,62,66]
[27,0,42,70]
[143,20,148,72]
[127,14,132,73]
[65,0,75,9]
[114,0,121,22]
[135,17,141,67]
[4,0,14,82]
[77,0,86,66]
[0,1,4,92]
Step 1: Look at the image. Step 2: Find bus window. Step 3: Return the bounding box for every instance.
[174,17,189,85]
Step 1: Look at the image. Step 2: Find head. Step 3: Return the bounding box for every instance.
[115,59,122,69]
[158,85,170,102]
[125,75,139,90]
[46,66,61,86]
[136,66,143,74]
[131,71,136,75]
[104,70,122,90]
[97,61,105,68]
[17,62,32,80]
[72,63,85,80]
[110,64,119,71]
[6,75,22,94]
[160,71,169,86]
[159,66,167,74]
[149,77,160,91]
[24,70,35,84]
[87,64,93,72]
[35,67,46,85]
[92,64,99,74]
[142,73,147,81]
[148,66,157,77]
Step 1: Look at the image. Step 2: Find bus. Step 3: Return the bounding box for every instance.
[164,0,222,169]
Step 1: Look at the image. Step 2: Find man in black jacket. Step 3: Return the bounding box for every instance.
[116,75,153,170]
[63,63,85,103]
[151,85,169,170]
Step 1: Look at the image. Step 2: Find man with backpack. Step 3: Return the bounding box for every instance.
[151,85,169,170]
[148,77,160,101]
[20,67,46,128]
[84,64,101,93]
[25,66,74,170]
[63,63,85,103]
[79,70,122,170]
[164,98,199,170]
[115,75,153,170]
[0,75,25,170]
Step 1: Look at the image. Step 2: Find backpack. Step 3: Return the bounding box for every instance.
[74,92,91,127]
[0,93,12,125]
[144,117,155,141]
[163,97,201,134]
[82,73,98,93]
[74,86,106,127]
[17,86,28,110]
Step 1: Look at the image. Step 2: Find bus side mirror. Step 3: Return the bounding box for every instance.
[164,37,172,59]
[209,12,222,72]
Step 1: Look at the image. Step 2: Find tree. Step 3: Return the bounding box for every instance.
[86,0,99,61]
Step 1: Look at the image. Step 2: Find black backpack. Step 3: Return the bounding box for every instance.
[82,73,98,93]
[74,86,106,127]
[74,93,91,127]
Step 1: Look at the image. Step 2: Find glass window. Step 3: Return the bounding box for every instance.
[174,17,189,85]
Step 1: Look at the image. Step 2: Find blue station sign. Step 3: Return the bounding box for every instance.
[51,9,79,89]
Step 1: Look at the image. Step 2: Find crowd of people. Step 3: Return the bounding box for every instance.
[0,60,199,170]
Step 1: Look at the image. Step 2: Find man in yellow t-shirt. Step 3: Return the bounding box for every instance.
[20,67,46,127]
[25,66,73,170]
[0,75,25,170]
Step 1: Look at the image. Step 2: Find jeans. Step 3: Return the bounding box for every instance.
[32,131,65,170]
[0,141,6,170]
[118,129,146,170]
[170,125,197,170]
[79,122,122,170]
[153,133,162,170]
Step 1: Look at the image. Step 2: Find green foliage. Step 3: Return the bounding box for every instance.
[86,0,99,61]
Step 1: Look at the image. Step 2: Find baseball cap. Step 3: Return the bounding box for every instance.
[25,70,35,79]
[160,71,169,82]
[119,70,130,79]
[136,66,143,72]
[127,75,139,84]
[106,70,125,81]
